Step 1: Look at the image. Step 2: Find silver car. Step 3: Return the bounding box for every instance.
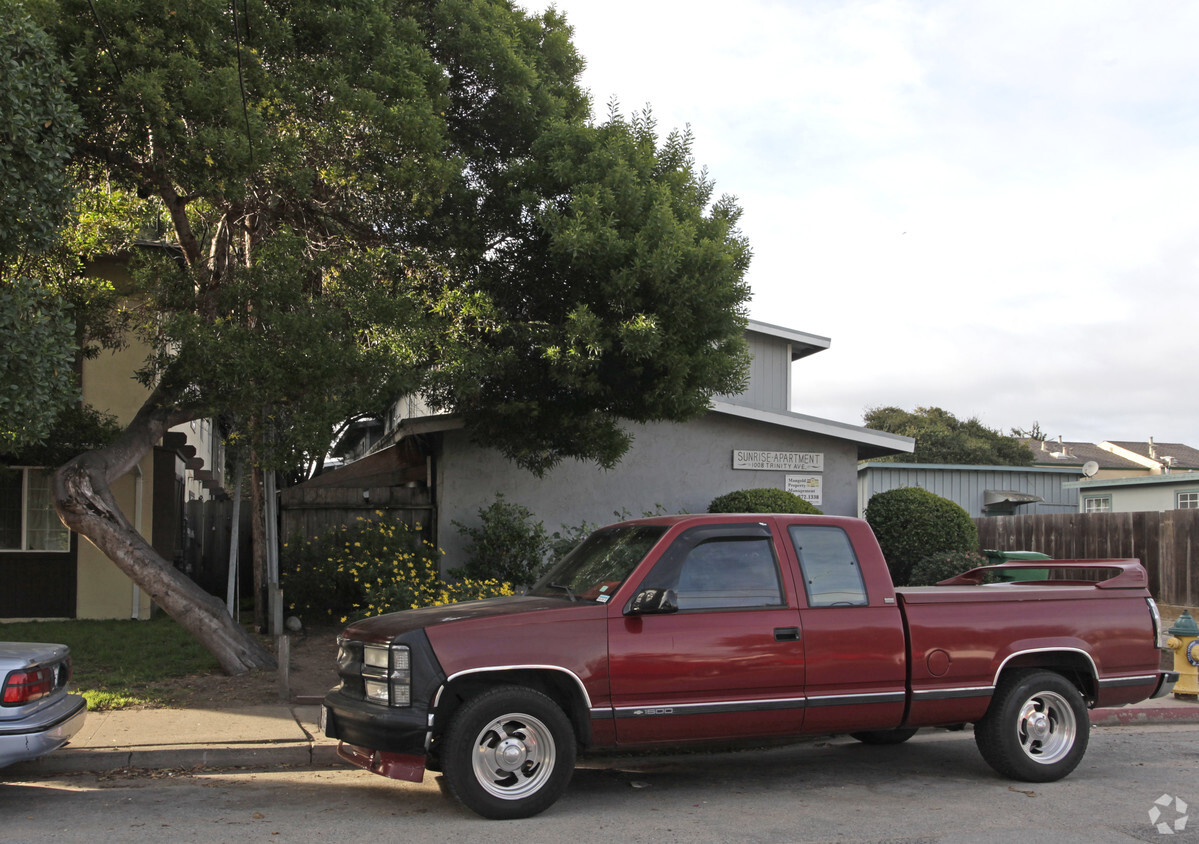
[0,642,86,769]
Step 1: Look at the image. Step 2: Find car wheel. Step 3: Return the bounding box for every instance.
[974,669,1089,782]
[441,685,576,819]
[849,727,919,745]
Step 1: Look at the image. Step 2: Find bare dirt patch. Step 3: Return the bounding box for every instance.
[153,625,342,709]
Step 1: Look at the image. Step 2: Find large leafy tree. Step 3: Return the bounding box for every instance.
[0,4,84,450]
[24,0,751,672]
[864,406,1034,466]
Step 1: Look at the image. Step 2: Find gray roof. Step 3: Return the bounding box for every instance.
[1063,473,1199,490]
[1104,440,1199,470]
[713,401,914,460]
[1022,439,1143,470]
[746,319,830,361]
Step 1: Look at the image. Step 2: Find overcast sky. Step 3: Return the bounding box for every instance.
[519,0,1199,450]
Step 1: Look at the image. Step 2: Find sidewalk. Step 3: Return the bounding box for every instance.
[7,692,1199,778]
[7,697,341,776]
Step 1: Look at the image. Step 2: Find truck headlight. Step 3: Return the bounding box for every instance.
[361,644,411,707]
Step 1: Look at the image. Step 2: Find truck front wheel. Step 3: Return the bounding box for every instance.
[974,670,1089,782]
[441,685,576,819]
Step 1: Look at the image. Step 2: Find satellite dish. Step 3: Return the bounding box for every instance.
[1082,461,1099,478]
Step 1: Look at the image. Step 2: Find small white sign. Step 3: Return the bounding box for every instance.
[786,474,823,505]
[733,450,824,472]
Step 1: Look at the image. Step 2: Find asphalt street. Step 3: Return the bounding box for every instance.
[3,724,1197,843]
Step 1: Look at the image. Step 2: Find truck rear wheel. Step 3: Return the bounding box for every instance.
[974,670,1089,782]
[441,685,576,819]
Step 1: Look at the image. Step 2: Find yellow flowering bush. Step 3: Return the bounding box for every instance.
[281,514,515,623]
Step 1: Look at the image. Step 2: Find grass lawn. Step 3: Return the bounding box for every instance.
[0,616,221,710]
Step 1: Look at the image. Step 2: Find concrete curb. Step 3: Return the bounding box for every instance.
[11,740,343,776]
[1090,701,1199,727]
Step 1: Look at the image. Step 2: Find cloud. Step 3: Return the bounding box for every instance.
[523,0,1199,447]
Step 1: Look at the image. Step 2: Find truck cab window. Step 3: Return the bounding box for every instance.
[789,525,868,607]
[643,534,784,610]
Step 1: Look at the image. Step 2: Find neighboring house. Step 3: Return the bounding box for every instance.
[1063,473,1199,514]
[0,255,227,620]
[857,437,1199,520]
[282,320,915,569]
[1023,437,1199,478]
[857,462,1082,519]
[1101,439,1199,474]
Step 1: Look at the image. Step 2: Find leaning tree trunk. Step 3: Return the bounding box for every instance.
[52,390,276,675]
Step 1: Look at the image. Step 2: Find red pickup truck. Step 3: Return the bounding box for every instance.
[320,514,1175,819]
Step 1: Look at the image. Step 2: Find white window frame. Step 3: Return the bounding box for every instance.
[0,467,71,552]
[1177,491,1199,510]
[1082,495,1112,514]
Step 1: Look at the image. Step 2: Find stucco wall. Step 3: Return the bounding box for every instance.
[74,460,155,619]
[434,411,860,570]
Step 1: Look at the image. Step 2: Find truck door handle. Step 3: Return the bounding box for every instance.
[774,627,801,642]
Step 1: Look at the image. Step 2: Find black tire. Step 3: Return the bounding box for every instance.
[850,727,919,745]
[974,669,1089,782]
[441,685,576,820]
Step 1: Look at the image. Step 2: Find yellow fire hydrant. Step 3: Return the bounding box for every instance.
[1166,610,1199,699]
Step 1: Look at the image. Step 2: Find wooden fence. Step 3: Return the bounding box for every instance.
[279,484,435,546]
[975,510,1198,607]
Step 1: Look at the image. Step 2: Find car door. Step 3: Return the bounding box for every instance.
[785,522,907,733]
[606,522,806,745]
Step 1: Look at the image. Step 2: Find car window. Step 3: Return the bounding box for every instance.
[529,525,667,603]
[788,525,868,607]
[642,533,784,610]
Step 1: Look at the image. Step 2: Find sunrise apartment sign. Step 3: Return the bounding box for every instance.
[732,450,824,504]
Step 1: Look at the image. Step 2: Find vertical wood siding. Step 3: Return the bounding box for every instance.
[720,333,790,412]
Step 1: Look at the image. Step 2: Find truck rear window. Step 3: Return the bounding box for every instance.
[789,525,868,607]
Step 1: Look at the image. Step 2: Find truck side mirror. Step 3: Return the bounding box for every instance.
[627,588,679,616]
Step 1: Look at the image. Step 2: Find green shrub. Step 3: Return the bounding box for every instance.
[708,487,822,515]
[451,494,550,586]
[282,515,514,623]
[549,519,602,562]
[864,487,978,586]
[908,550,989,586]
[547,506,670,563]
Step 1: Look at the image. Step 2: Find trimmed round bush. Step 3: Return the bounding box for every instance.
[864,487,978,586]
[908,550,989,586]
[708,488,822,515]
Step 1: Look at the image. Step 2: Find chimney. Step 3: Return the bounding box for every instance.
[1149,437,1156,459]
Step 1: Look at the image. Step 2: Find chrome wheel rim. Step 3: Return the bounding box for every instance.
[1016,690,1076,764]
[470,713,556,800]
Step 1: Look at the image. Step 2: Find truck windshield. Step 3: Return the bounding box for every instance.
[529,525,668,603]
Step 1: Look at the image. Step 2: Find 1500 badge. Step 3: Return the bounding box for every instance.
[633,707,675,716]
